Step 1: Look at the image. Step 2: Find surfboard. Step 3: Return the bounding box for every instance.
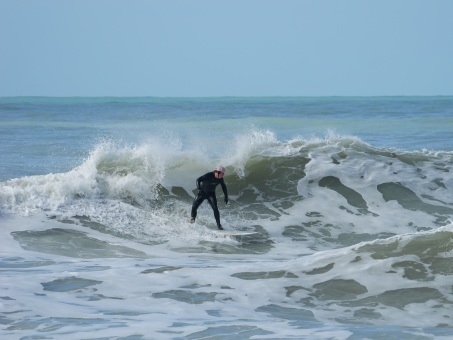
[207,229,257,236]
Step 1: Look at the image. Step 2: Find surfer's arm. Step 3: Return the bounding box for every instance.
[220,180,228,204]
[196,176,202,191]
[196,172,211,191]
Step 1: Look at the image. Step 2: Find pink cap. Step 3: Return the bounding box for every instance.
[215,165,226,173]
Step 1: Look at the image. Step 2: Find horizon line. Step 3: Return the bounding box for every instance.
[1,94,453,99]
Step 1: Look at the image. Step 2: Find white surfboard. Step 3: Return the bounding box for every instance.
[207,229,257,236]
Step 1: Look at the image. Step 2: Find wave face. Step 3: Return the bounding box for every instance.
[1,97,453,339]
[2,131,452,241]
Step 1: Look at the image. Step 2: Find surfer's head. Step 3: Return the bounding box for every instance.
[214,165,225,178]
[214,165,225,173]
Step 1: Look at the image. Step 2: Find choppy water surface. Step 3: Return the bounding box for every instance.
[1,97,453,339]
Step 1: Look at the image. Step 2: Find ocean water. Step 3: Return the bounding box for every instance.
[1,96,453,339]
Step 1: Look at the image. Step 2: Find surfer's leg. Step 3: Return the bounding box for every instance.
[191,193,205,221]
[207,194,222,229]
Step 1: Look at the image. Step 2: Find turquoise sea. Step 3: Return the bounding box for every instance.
[1,97,453,339]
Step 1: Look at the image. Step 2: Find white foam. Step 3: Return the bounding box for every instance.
[2,129,453,339]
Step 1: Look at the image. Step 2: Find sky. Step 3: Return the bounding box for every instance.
[1,0,453,97]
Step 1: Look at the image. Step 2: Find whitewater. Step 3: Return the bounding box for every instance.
[1,97,453,339]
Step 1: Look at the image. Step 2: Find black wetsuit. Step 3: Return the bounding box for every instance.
[191,171,228,229]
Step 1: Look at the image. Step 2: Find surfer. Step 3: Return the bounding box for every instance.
[190,165,229,230]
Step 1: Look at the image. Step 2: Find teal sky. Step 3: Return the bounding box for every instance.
[1,0,452,97]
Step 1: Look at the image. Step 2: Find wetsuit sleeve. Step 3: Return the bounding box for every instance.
[196,172,211,191]
[220,178,228,197]
[196,176,203,190]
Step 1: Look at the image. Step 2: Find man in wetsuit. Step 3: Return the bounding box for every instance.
[190,165,229,230]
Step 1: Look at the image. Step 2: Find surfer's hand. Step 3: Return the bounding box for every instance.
[224,196,229,204]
